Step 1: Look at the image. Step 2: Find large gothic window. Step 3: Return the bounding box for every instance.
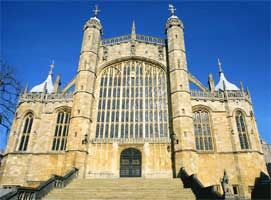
[235,111,250,149]
[193,110,213,151]
[95,61,168,139]
[18,113,33,151]
[52,110,71,151]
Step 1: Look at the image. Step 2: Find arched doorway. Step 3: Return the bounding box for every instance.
[120,148,141,177]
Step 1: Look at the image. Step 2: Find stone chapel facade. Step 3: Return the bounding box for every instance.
[0,5,268,198]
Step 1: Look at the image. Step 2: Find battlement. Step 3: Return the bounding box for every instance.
[101,34,165,46]
[190,90,251,102]
[19,92,73,104]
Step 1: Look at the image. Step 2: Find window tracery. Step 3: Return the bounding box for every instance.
[235,111,250,149]
[18,113,34,151]
[52,110,71,151]
[193,110,213,151]
[96,61,168,139]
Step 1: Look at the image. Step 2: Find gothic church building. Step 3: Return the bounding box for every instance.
[0,5,268,199]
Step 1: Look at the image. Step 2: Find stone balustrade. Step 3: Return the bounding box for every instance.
[135,34,165,45]
[19,92,73,103]
[19,90,250,104]
[101,34,131,46]
[190,90,251,101]
[91,137,170,144]
[101,34,165,46]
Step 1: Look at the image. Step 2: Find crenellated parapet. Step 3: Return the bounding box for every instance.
[18,92,73,104]
[83,17,102,33]
[190,90,251,102]
[165,16,184,30]
[101,34,165,46]
[91,138,171,144]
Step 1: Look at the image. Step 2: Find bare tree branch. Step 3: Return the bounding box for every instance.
[0,59,22,133]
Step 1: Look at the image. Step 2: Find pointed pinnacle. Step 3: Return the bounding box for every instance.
[132,20,136,35]
[218,58,223,73]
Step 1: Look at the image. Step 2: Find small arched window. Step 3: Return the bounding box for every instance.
[18,113,34,151]
[193,110,213,151]
[235,111,250,149]
[52,110,71,151]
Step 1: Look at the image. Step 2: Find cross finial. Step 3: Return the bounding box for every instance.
[49,60,54,75]
[218,58,223,73]
[169,4,176,16]
[93,5,100,17]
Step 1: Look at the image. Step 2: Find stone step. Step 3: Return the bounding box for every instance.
[49,191,193,195]
[43,178,195,200]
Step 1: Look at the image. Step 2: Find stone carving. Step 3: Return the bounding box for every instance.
[158,46,164,60]
[130,43,136,56]
[103,46,108,61]
[221,170,235,199]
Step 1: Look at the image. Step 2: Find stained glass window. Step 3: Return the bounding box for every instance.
[95,61,168,139]
[18,113,33,151]
[193,110,213,151]
[52,110,70,151]
[235,111,250,149]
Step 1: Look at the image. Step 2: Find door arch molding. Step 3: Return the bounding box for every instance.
[120,148,142,177]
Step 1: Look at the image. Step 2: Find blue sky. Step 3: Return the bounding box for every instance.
[1,1,270,149]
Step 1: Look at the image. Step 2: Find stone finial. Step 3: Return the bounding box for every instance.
[240,80,244,91]
[246,86,251,97]
[218,58,223,73]
[24,83,29,93]
[131,20,136,40]
[84,5,103,32]
[53,75,61,93]
[42,82,48,94]
[132,20,136,35]
[208,73,215,92]
[222,80,228,98]
[165,4,183,30]
[222,80,226,91]
[49,60,54,75]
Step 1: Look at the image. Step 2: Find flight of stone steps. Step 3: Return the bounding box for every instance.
[43,178,195,200]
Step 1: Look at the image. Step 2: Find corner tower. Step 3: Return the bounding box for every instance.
[66,6,102,176]
[165,5,197,175]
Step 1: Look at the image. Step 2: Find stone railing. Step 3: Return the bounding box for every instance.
[135,34,165,45]
[101,34,131,46]
[19,92,73,104]
[91,137,170,144]
[179,167,223,199]
[101,34,165,46]
[1,167,78,200]
[190,90,224,100]
[191,90,250,101]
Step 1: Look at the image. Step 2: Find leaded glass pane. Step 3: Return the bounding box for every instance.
[193,111,213,151]
[235,111,250,149]
[95,61,168,139]
[51,111,70,151]
[19,113,34,151]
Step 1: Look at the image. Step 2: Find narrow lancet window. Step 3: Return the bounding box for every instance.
[235,111,250,149]
[18,113,34,151]
[193,110,213,151]
[52,110,71,151]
